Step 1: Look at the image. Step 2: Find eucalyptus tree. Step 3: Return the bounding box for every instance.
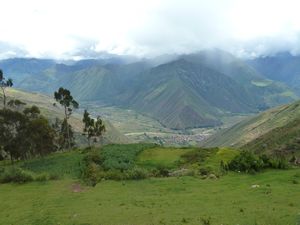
[0,69,13,108]
[54,87,79,149]
[82,109,106,147]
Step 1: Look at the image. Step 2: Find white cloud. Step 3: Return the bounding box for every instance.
[0,0,300,58]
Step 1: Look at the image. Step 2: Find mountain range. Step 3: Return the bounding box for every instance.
[0,49,298,129]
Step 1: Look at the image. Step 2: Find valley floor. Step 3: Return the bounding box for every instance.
[1,169,299,225]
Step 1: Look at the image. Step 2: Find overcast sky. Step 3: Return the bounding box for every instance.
[1,0,300,59]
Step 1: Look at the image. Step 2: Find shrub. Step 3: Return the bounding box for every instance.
[48,173,61,180]
[199,166,213,176]
[0,167,34,184]
[227,151,289,173]
[228,151,264,172]
[82,162,99,186]
[35,173,48,182]
[125,167,148,180]
[153,165,169,177]
[83,150,104,165]
[104,170,126,180]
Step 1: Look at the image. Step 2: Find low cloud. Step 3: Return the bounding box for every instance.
[0,0,300,59]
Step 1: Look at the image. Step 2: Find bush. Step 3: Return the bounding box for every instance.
[48,173,61,180]
[228,151,264,172]
[83,150,104,165]
[35,173,48,182]
[0,167,34,184]
[125,167,148,180]
[227,151,289,173]
[82,162,99,186]
[150,165,169,177]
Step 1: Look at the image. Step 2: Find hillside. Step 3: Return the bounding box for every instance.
[204,100,300,148]
[182,49,298,108]
[0,88,130,145]
[242,117,300,156]
[119,59,259,129]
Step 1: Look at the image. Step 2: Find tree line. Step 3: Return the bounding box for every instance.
[0,69,105,163]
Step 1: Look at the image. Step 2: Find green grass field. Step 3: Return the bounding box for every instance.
[0,169,299,225]
[1,145,299,225]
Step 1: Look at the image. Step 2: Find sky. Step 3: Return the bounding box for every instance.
[1,0,300,59]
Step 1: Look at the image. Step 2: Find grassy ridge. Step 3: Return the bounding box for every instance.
[204,100,300,148]
[242,118,300,156]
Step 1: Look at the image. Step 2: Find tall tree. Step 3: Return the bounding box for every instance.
[54,87,79,149]
[0,69,13,108]
[82,110,106,147]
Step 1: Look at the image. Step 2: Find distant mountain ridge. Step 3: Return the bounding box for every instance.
[247,52,300,94]
[0,49,298,129]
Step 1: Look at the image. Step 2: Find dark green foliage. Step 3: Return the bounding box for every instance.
[54,87,78,149]
[0,69,13,108]
[151,165,170,177]
[7,99,26,109]
[21,150,84,178]
[81,144,156,184]
[82,109,105,147]
[0,106,57,161]
[227,151,289,173]
[35,173,48,182]
[0,167,34,183]
[100,144,156,171]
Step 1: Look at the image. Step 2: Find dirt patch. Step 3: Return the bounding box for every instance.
[71,183,85,193]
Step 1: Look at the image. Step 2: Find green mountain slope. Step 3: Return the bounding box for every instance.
[182,49,298,108]
[204,100,300,148]
[0,88,130,145]
[119,59,260,129]
[242,117,300,156]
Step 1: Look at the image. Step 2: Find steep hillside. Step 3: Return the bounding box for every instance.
[120,59,259,129]
[0,88,130,145]
[182,49,297,108]
[204,100,300,147]
[242,117,300,156]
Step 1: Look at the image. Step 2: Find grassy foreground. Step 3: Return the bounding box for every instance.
[0,169,299,225]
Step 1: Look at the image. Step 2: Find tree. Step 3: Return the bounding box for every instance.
[7,99,26,110]
[0,106,57,162]
[54,87,79,149]
[0,108,27,163]
[82,110,105,147]
[0,69,13,108]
